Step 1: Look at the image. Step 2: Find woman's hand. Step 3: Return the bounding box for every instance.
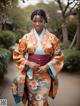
[27,61,40,71]
[38,64,49,73]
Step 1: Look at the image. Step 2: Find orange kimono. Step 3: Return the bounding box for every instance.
[12,29,64,106]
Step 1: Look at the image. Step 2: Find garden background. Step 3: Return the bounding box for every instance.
[0,0,80,106]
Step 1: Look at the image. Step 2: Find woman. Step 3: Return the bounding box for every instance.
[12,9,64,106]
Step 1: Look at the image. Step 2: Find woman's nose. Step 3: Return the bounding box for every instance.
[36,22,39,25]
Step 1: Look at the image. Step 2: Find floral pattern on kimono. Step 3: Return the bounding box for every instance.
[12,28,64,106]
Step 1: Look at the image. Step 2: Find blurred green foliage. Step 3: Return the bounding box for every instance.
[0,48,11,78]
[63,49,80,72]
[0,31,17,49]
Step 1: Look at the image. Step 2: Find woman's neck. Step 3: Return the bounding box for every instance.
[35,28,44,35]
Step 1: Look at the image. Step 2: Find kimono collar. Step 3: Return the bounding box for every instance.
[33,28,45,41]
[29,28,51,40]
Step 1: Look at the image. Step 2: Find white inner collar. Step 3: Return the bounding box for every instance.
[34,28,45,41]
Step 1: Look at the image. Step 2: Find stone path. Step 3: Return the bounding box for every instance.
[0,62,80,106]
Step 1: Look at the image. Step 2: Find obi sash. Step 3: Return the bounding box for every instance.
[27,54,54,79]
[28,54,52,66]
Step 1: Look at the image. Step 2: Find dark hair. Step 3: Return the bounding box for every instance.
[31,9,48,23]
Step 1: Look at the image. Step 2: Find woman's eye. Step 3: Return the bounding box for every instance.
[33,20,36,23]
[39,20,43,23]
[33,20,43,23]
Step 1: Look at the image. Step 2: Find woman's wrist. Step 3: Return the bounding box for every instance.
[46,63,51,70]
[45,64,49,70]
[26,60,30,66]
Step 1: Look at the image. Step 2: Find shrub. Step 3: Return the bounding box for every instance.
[0,48,11,78]
[0,62,4,78]
[0,31,17,49]
[9,43,17,60]
[13,30,26,43]
[63,49,80,72]
[64,55,80,72]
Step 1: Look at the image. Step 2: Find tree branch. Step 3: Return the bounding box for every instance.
[63,0,70,15]
[56,0,64,17]
[65,1,78,17]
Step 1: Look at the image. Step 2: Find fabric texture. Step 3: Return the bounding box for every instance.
[12,29,64,106]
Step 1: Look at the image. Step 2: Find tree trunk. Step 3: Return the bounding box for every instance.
[76,26,80,50]
[69,33,76,49]
[61,19,69,48]
[76,4,80,50]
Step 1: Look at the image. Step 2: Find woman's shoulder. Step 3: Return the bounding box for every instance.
[22,32,31,39]
[18,33,30,45]
[46,30,59,41]
[19,32,31,41]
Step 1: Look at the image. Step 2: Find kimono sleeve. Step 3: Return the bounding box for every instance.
[48,35,64,78]
[13,35,28,75]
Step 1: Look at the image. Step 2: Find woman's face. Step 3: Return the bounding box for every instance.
[32,15,45,34]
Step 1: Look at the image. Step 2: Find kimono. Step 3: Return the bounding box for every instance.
[12,28,64,106]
